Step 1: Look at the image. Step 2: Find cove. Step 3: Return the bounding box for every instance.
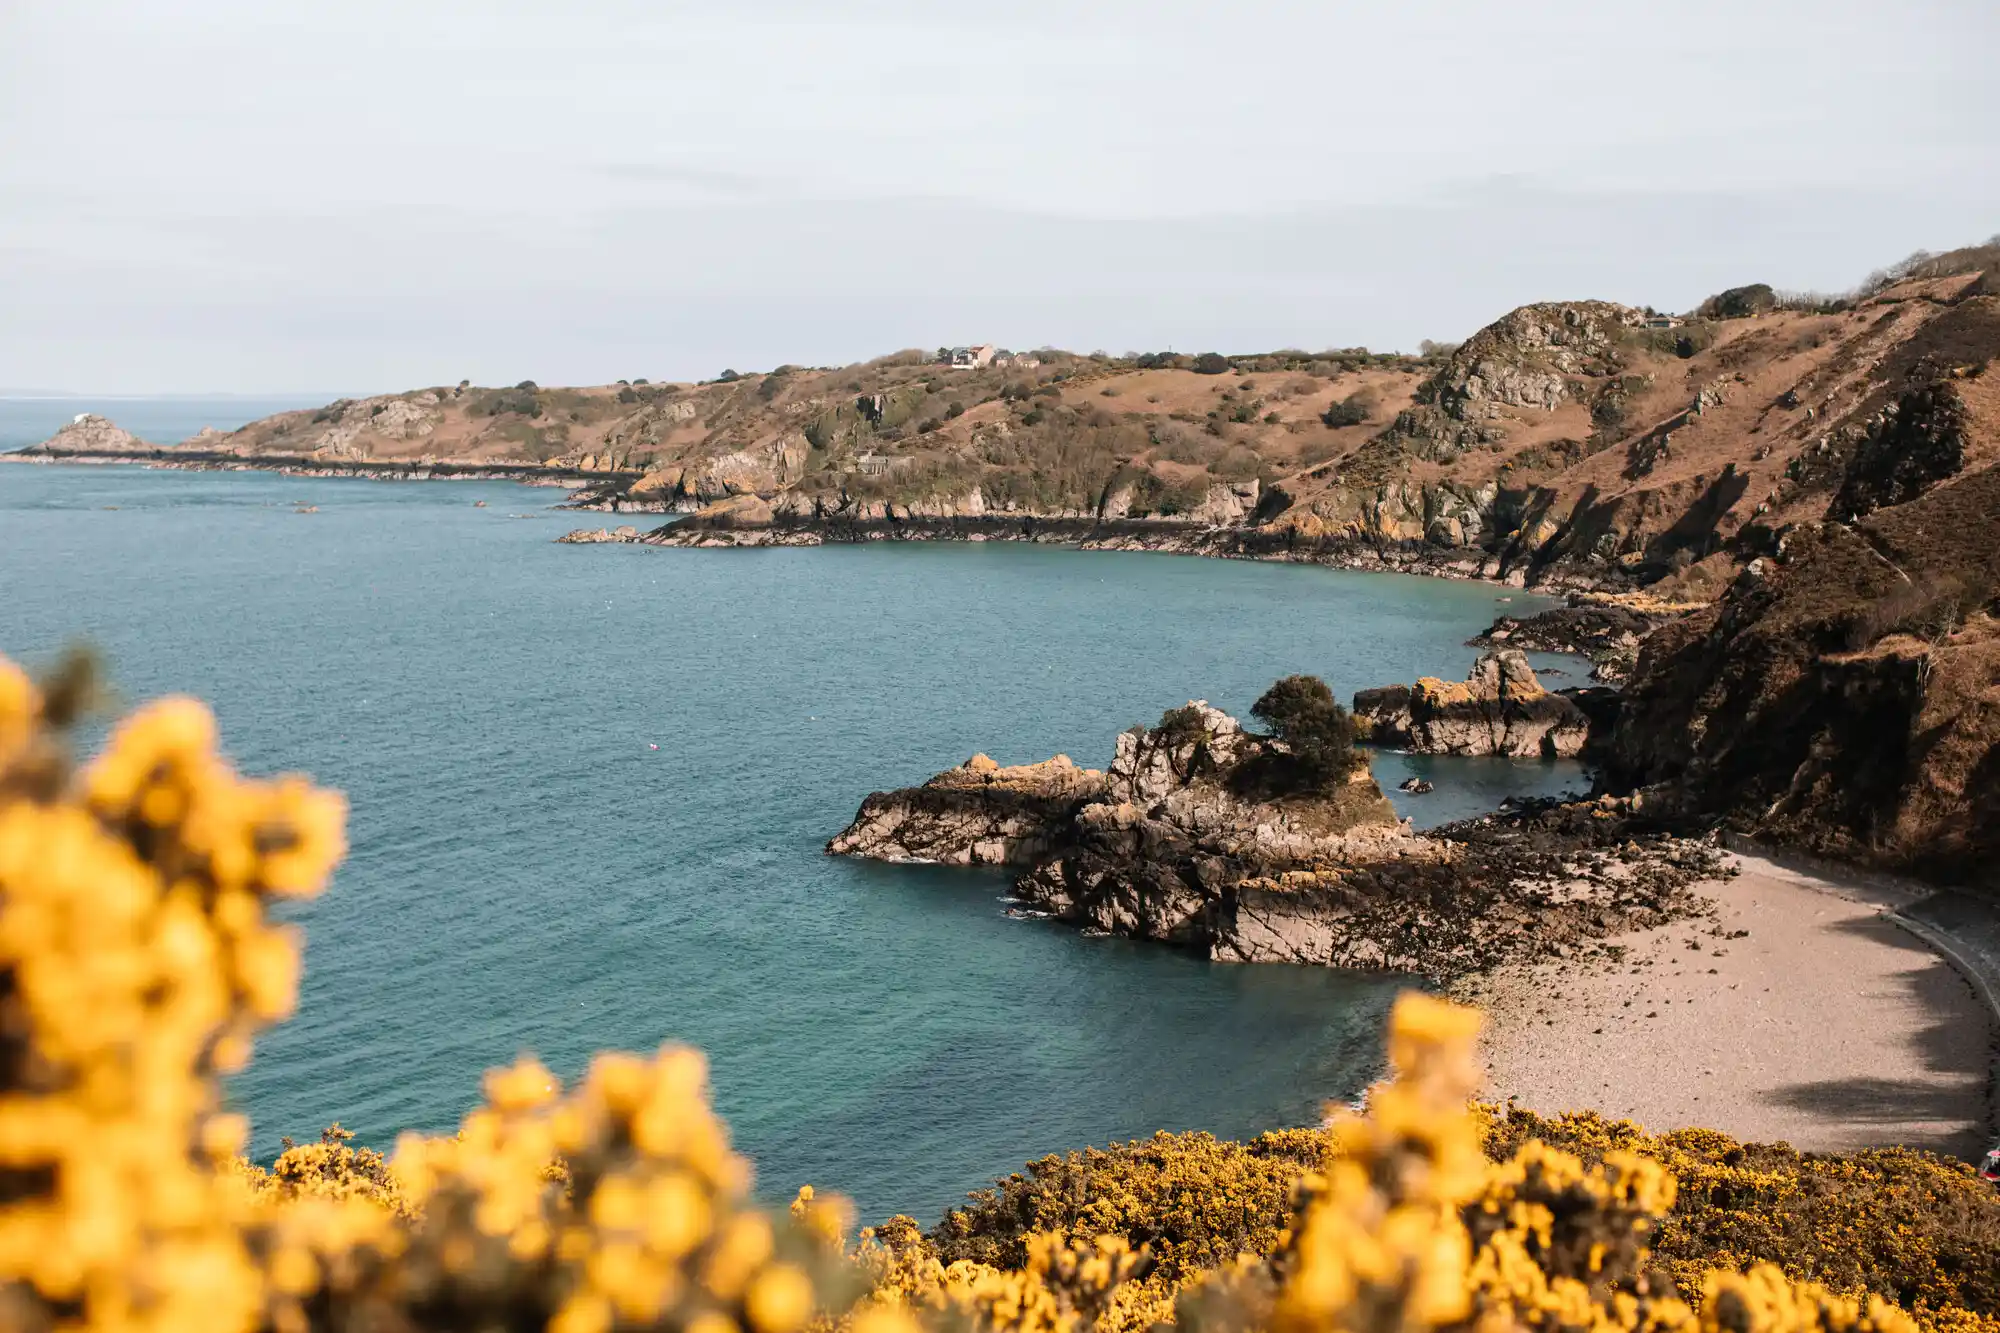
[0,464,1587,1221]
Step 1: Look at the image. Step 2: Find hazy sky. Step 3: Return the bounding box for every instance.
[4,0,1997,393]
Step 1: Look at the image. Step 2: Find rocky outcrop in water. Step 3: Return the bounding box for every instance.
[828,697,1723,977]
[37,414,153,453]
[1011,702,1411,950]
[1351,651,1591,758]
[826,754,1106,865]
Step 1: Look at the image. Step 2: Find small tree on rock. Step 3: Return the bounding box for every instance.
[1250,674,1364,788]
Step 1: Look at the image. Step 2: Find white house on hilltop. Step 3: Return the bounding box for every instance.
[948,345,997,369]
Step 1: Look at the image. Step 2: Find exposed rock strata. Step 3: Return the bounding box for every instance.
[1352,651,1591,758]
[1608,472,2000,885]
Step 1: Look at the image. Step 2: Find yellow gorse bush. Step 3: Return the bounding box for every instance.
[0,654,1960,1333]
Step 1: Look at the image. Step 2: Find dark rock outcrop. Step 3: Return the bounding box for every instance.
[1828,380,1968,522]
[1013,703,1413,951]
[1352,651,1590,758]
[826,754,1105,865]
[1606,461,2000,886]
[829,701,1723,977]
[1471,601,1681,684]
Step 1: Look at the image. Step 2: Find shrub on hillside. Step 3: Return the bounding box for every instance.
[1192,352,1232,375]
[932,1128,1326,1285]
[1210,445,1262,480]
[1322,389,1377,428]
[1152,421,1222,466]
[475,387,544,418]
[1484,1106,2000,1322]
[1698,284,1778,319]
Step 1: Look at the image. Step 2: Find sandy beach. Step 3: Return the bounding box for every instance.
[1469,851,1996,1159]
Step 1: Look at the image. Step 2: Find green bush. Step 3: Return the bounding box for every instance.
[1249,675,1364,787]
[1322,390,1375,428]
[1697,284,1777,319]
[1193,352,1231,375]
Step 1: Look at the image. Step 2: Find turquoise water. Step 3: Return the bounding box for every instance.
[0,462,1586,1221]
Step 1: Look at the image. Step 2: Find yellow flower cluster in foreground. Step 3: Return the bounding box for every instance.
[0,653,1954,1333]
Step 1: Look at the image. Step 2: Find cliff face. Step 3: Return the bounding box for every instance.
[1351,650,1591,759]
[1606,321,2000,885]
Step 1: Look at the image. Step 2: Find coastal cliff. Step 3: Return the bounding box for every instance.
[23,241,1999,888]
[1598,290,2000,887]
[829,688,1723,978]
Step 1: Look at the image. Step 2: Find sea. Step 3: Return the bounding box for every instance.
[0,400,1591,1222]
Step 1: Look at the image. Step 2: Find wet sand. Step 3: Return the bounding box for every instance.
[1468,852,1995,1158]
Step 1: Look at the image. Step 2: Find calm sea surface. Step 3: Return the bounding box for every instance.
[0,454,1587,1222]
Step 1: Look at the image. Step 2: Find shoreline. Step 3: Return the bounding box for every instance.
[10,449,1627,597]
[1,446,619,487]
[566,514,1627,596]
[1468,849,1998,1159]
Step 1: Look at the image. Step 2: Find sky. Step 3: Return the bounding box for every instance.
[3,0,1997,395]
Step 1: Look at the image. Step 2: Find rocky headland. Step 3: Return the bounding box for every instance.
[829,694,1725,979]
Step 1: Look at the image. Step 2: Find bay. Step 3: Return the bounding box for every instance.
[0,460,1586,1221]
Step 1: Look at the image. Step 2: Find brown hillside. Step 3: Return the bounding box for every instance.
[1608,290,2000,884]
[32,258,1992,596]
